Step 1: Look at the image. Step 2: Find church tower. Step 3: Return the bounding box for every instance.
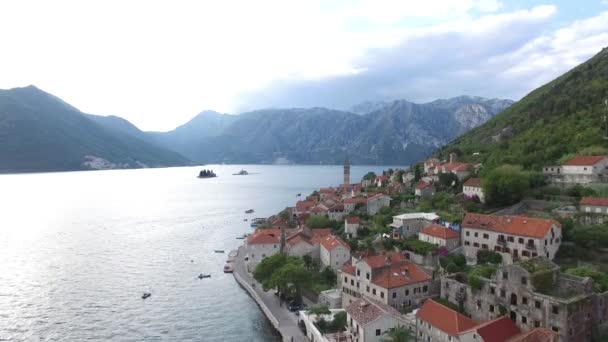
[343,158,350,185]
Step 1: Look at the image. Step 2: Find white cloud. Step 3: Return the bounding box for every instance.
[0,0,604,130]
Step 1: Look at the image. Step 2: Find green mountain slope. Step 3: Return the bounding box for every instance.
[438,47,608,170]
[0,86,190,172]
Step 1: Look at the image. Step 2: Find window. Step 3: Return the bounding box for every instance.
[373,289,376,295]
[483,234,489,239]
[380,292,384,299]
[518,238,524,244]
[522,297,528,305]
[405,289,410,295]
[552,327,559,333]
[466,231,470,236]
[376,329,381,336]
[500,289,506,298]
[489,304,494,312]
[502,272,508,280]
[465,241,470,246]
[473,242,479,247]
[521,277,528,285]
[474,232,478,237]
[490,287,495,295]
[366,286,370,293]
[357,282,360,288]
[482,244,488,250]
[351,279,354,286]
[344,276,347,283]
[534,321,540,328]
[507,236,514,242]
[392,292,396,299]
[357,269,360,276]
[535,300,541,309]
[366,272,370,280]
[423,285,428,293]
[522,316,527,324]
[553,305,559,314]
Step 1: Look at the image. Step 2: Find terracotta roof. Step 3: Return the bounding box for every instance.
[312,228,332,236]
[346,298,403,326]
[296,201,315,211]
[345,216,360,224]
[375,175,389,181]
[564,155,607,166]
[341,261,356,275]
[344,197,367,204]
[286,234,312,246]
[320,187,336,193]
[367,193,389,201]
[442,162,471,172]
[361,252,404,269]
[247,229,281,245]
[311,205,328,213]
[580,196,608,207]
[463,316,520,342]
[371,262,431,288]
[463,178,482,188]
[420,224,460,240]
[416,299,478,337]
[320,235,350,252]
[416,181,433,190]
[462,213,560,238]
[507,328,558,342]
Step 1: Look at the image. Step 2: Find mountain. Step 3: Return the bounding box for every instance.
[435,47,608,171]
[151,96,512,165]
[0,86,190,172]
[349,101,390,114]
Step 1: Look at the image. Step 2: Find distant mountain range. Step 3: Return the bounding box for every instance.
[0,85,512,172]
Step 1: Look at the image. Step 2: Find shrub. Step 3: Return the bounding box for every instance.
[477,250,502,264]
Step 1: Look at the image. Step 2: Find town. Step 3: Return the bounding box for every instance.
[232,155,608,342]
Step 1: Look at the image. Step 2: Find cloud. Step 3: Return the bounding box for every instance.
[235,6,608,112]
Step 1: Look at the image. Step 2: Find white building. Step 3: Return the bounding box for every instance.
[299,309,348,342]
[543,155,608,184]
[579,196,608,214]
[462,178,484,203]
[461,213,562,264]
[320,235,351,271]
[346,298,408,342]
[345,216,361,238]
[439,162,472,180]
[390,212,439,239]
[245,229,281,270]
[415,181,435,199]
[367,194,391,215]
[416,299,478,342]
[418,224,460,251]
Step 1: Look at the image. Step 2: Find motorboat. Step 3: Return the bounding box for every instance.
[233,169,249,176]
[198,274,211,279]
[142,292,151,299]
[214,250,225,253]
[223,265,234,273]
[245,209,254,214]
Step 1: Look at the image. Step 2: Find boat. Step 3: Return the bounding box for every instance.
[198,273,211,279]
[250,218,266,227]
[232,169,249,176]
[197,169,217,178]
[245,209,254,214]
[214,250,225,253]
[229,250,238,258]
[243,218,248,221]
[236,236,245,239]
[223,265,234,273]
[142,292,151,299]
[296,193,301,197]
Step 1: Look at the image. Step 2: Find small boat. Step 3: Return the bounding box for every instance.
[245,209,254,214]
[296,193,301,197]
[214,250,225,253]
[244,218,248,221]
[198,274,211,279]
[142,292,151,300]
[236,236,245,240]
[233,169,249,176]
[223,265,234,273]
[250,218,266,227]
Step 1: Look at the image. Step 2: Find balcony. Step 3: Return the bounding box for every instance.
[497,239,507,246]
[525,243,536,251]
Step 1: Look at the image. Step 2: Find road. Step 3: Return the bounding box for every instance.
[233,246,308,342]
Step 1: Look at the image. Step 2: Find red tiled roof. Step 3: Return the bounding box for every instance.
[362,252,404,269]
[580,196,608,207]
[463,178,482,188]
[464,316,521,342]
[286,234,312,246]
[341,261,356,275]
[507,328,558,342]
[416,299,478,337]
[416,181,432,190]
[346,298,403,326]
[564,155,607,166]
[442,162,471,172]
[420,224,460,240]
[296,201,315,211]
[247,229,281,245]
[375,175,389,181]
[462,213,560,239]
[320,187,335,193]
[345,216,360,224]
[311,205,328,213]
[371,262,431,288]
[344,197,367,204]
[320,235,350,252]
[367,193,389,201]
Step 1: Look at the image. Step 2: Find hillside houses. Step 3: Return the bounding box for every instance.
[543,155,608,185]
[390,212,439,239]
[345,297,408,342]
[463,177,484,202]
[418,224,460,251]
[461,213,562,264]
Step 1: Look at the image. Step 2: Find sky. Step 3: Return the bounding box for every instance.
[0,0,607,131]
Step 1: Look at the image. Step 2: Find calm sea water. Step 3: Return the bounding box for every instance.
[0,164,392,342]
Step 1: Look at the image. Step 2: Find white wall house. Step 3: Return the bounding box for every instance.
[245,229,281,271]
[345,216,361,238]
[346,298,408,342]
[418,224,460,251]
[463,178,485,203]
[439,162,472,180]
[390,212,439,238]
[415,181,435,199]
[416,299,478,342]
[367,194,391,215]
[544,155,608,184]
[580,196,608,214]
[461,213,562,264]
[320,235,351,271]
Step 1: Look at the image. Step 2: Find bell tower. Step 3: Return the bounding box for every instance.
[343,158,350,185]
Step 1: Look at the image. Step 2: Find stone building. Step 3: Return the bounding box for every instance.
[345,297,408,342]
[390,212,439,239]
[440,258,608,342]
[462,213,562,264]
[339,252,434,310]
[345,216,361,238]
[418,223,461,251]
[543,155,608,185]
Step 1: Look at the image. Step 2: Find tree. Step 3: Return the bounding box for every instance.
[382,325,412,342]
[308,304,331,316]
[394,170,405,184]
[477,250,502,264]
[265,258,311,296]
[414,164,422,181]
[363,172,377,181]
[438,172,460,192]
[253,253,288,284]
[306,215,332,229]
[482,165,530,206]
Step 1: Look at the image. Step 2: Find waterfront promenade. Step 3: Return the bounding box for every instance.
[233,246,307,342]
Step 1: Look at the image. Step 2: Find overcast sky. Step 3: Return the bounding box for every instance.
[1,0,607,131]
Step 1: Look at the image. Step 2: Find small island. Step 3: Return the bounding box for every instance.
[197,169,217,178]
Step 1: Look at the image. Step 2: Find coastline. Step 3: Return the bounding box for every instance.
[232,247,307,342]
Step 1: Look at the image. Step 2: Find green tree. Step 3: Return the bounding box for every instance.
[414,164,422,182]
[438,172,460,192]
[253,253,288,284]
[363,172,377,181]
[382,325,412,342]
[306,215,332,229]
[308,304,331,316]
[266,258,311,295]
[394,170,405,184]
[482,165,530,206]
